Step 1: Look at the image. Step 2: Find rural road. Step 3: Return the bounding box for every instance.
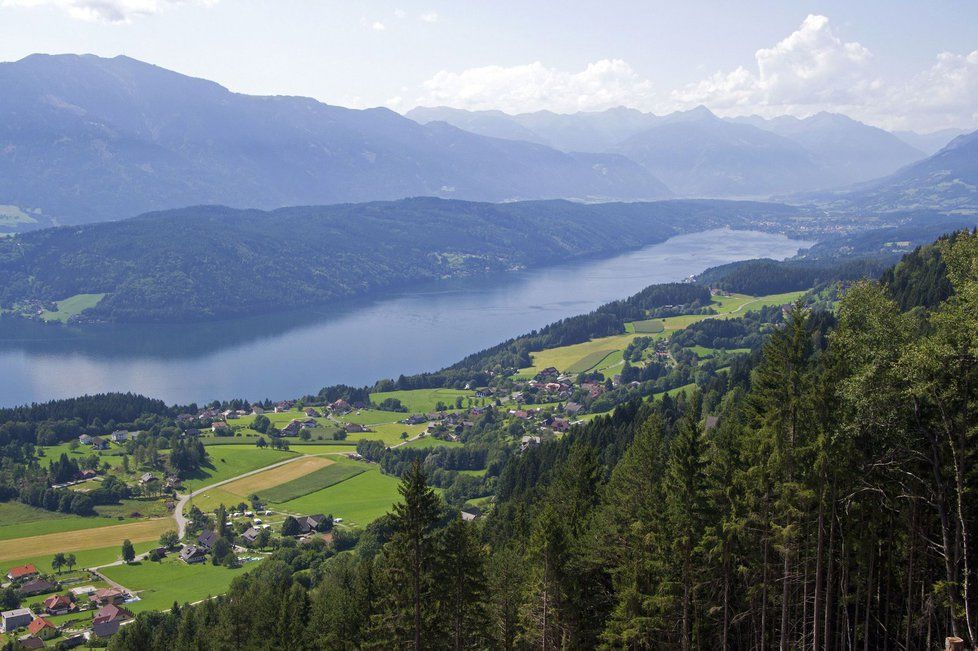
[173,454,314,538]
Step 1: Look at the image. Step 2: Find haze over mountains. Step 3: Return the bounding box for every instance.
[0,54,669,228]
[0,53,975,234]
[408,105,947,197]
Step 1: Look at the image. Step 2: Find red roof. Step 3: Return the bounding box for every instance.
[44,594,72,609]
[28,617,54,635]
[7,563,37,579]
[93,603,132,624]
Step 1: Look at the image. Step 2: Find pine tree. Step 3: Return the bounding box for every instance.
[434,517,490,649]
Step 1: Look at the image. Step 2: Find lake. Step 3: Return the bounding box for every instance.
[0,228,810,407]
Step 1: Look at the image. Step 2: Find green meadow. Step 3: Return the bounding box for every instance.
[101,557,251,612]
[260,462,365,503]
[277,464,401,528]
[181,447,297,491]
[370,388,477,413]
[39,293,106,323]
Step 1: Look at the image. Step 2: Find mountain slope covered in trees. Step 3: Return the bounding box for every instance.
[101,230,978,650]
[0,197,803,323]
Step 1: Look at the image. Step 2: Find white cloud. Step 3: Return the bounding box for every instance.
[671,14,879,115]
[420,11,438,23]
[1,0,215,22]
[890,50,978,130]
[416,59,657,113]
[393,8,406,19]
[371,20,385,31]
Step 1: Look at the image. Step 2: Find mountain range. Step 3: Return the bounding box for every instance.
[0,53,974,232]
[0,54,669,229]
[409,105,942,197]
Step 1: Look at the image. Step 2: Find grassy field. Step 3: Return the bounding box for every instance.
[521,332,640,376]
[370,388,476,413]
[686,345,751,358]
[1,542,158,578]
[101,557,251,612]
[0,502,141,541]
[277,464,401,527]
[260,462,365,503]
[626,319,666,334]
[403,436,463,449]
[221,456,333,495]
[39,293,106,323]
[0,516,168,566]
[181,447,297,491]
[523,291,807,377]
[564,348,618,374]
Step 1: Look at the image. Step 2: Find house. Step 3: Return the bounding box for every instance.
[402,414,427,425]
[90,436,108,450]
[564,402,582,415]
[89,588,127,606]
[281,420,303,436]
[460,511,478,521]
[92,619,122,639]
[92,603,132,626]
[475,388,493,398]
[197,530,220,549]
[78,434,92,446]
[329,399,351,413]
[110,430,129,443]
[60,634,86,648]
[164,476,182,490]
[290,514,328,535]
[180,546,207,564]
[251,405,265,415]
[19,636,45,650]
[520,435,541,452]
[139,472,157,485]
[344,423,367,434]
[211,421,229,433]
[27,616,55,637]
[304,407,321,418]
[18,579,57,597]
[6,564,38,582]
[552,418,571,432]
[241,527,260,545]
[0,608,33,633]
[43,594,75,616]
[79,469,97,480]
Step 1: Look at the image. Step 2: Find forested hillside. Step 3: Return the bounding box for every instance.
[0,197,802,323]
[104,231,978,650]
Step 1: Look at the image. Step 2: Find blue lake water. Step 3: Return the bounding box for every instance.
[0,228,810,407]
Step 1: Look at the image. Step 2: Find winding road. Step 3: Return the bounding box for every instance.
[173,454,313,538]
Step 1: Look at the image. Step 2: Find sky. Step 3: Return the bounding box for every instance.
[0,1,976,132]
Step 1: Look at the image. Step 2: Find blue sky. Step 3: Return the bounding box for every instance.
[1,0,976,131]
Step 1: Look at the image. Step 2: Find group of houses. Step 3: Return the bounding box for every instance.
[2,565,133,645]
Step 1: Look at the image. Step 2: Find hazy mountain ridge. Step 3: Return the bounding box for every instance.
[408,105,939,197]
[0,54,670,229]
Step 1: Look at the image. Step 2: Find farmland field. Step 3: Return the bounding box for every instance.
[370,388,477,413]
[565,349,618,374]
[521,332,640,376]
[0,519,170,565]
[277,464,401,527]
[101,557,250,612]
[403,436,463,449]
[627,318,666,334]
[218,456,333,495]
[260,462,365,503]
[39,293,106,322]
[181,446,297,490]
[0,502,135,541]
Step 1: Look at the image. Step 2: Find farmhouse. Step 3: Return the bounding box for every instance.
[92,619,122,639]
[197,530,220,549]
[344,422,367,434]
[329,399,351,413]
[304,407,321,417]
[251,405,265,415]
[520,435,541,452]
[211,421,229,433]
[89,588,127,606]
[78,434,92,445]
[139,472,157,485]
[19,637,45,650]
[180,545,207,564]
[461,511,478,521]
[90,436,109,450]
[93,603,132,627]
[241,527,260,545]
[6,564,38,582]
[18,578,57,597]
[27,615,55,637]
[110,430,129,443]
[43,594,75,615]
[0,608,33,633]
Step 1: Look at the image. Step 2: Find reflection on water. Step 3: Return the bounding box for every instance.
[0,229,810,406]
